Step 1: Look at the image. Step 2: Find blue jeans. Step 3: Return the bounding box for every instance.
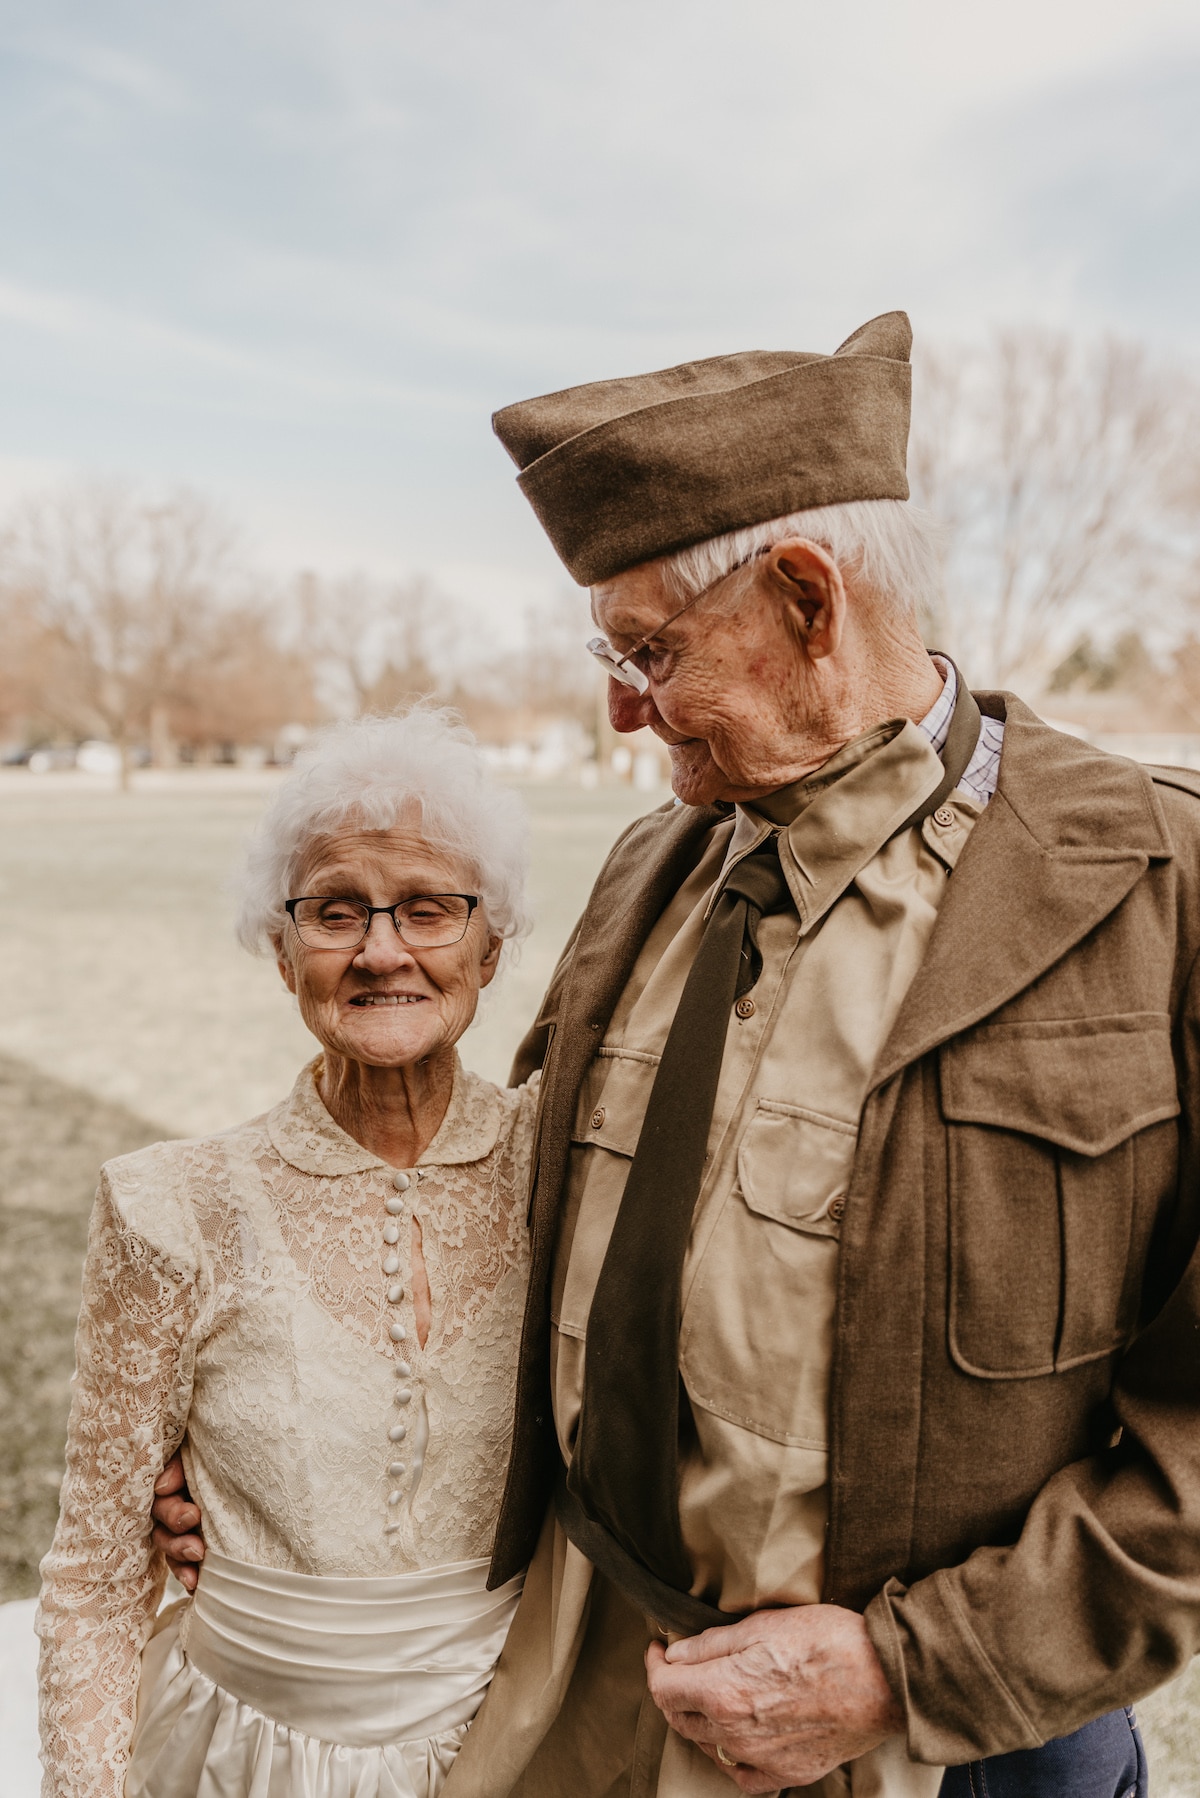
[939,1707,1147,1797]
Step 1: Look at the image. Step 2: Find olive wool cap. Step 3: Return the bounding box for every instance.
[492,311,913,586]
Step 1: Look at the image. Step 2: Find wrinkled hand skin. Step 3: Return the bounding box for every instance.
[645,1603,904,1794]
[150,1452,206,1591]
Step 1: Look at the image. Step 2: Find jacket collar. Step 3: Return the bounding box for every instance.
[869,693,1173,1091]
[267,1053,508,1176]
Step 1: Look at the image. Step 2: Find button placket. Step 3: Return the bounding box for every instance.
[381,1167,420,1534]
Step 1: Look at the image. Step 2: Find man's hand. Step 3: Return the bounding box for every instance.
[645,1603,903,1794]
[150,1453,205,1591]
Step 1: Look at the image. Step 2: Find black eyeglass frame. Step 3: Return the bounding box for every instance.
[285,893,480,950]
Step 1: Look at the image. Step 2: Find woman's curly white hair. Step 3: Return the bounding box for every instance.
[237,707,532,956]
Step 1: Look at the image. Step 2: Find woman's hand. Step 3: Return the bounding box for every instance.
[151,1453,206,1591]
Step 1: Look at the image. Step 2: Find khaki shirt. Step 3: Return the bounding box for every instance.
[551,721,978,1795]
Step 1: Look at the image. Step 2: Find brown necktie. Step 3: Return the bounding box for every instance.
[568,837,792,1591]
[566,674,983,1619]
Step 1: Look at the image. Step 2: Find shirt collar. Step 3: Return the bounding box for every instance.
[919,654,957,753]
[267,1054,508,1176]
[726,717,946,934]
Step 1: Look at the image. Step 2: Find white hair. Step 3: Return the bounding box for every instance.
[237,707,531,955]
[658,498,942,619]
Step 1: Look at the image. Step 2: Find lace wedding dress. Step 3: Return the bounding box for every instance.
[37,1057,537,1798]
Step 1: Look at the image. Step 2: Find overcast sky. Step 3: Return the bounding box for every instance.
[0,0,1197,620]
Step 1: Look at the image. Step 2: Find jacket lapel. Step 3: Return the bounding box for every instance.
[869,694,1173,1093]
[489,798,726,1584]
[528,799,725,1248]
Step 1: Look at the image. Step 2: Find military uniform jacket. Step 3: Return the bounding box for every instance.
[488,695,1200,1765]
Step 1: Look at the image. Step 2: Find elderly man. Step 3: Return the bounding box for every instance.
[157,314,1198,1796]
[445,312,1197,1798]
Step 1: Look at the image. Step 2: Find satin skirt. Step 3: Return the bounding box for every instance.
[127,1551,524,1798]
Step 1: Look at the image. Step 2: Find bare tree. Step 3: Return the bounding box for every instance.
[297,572,454,716]
[0,485,242,783]
[910,329,1198,688]
[168,600,321,754]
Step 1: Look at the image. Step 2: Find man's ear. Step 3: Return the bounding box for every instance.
[762,538,846,660]
[479,934,503,991]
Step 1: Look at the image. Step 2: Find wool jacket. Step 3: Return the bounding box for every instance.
[488,694,1200,1764]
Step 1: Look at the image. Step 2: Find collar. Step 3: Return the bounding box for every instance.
[724,718,946,933]
[267,1054,508,1176]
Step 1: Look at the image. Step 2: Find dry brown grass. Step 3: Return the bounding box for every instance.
[0,1057,163,1599]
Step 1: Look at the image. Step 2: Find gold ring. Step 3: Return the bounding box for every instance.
[714,1744,738,1768]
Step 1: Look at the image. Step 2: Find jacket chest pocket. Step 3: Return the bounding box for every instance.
[940,1016,1179,1379]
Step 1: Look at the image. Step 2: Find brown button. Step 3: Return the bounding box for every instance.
[590,1107,606,1130]
[828,1196,846,1222]
[734,997,756,1020]
[932,806,956,828]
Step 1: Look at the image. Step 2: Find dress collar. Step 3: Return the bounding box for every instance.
[267,1054,508,1177]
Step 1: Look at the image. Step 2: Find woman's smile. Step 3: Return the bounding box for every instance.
[347,991,429,1007]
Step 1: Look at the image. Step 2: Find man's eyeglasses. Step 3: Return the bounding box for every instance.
[286,894,479,951]
[585,551,766,692]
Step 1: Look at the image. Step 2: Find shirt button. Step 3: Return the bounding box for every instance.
[829,1196,846,1222]
[387,1282,404,1303]
[389,1323,406,1342]
[384,1195,405,1215]
[735,997,756,1020]
[388,1460,406,1477]
[933,806,956,828]
[392,1172,411,1192]
[382,1222,400,1244]
[590,1108,606,1130]
[389,1423,407,1442]
[395,1388,413,1405]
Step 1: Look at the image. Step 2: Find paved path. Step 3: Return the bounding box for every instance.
[1,1599,41,1797]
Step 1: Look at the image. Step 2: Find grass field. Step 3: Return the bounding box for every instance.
[1,769,1197,1787]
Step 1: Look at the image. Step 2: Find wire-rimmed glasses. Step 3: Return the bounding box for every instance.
[585,551,767,692]
[286,893,480,951]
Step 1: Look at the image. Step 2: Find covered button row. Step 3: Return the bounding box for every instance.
[384,1169,418,1530]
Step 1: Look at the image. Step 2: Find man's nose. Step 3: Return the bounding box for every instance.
[354,914,417,970]
[608,677,662,734]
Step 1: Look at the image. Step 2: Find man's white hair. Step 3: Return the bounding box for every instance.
[659,498,941,619]
[237,707,531,955]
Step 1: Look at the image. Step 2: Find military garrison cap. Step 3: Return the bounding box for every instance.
[492,311,913,586]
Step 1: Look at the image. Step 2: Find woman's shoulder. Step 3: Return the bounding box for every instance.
[452,1064,540,1151]
[99,1109,274,1255]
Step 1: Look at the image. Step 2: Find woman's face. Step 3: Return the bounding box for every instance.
[277,826,501,1069]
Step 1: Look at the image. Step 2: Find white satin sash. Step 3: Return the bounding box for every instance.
[128,1552,523,1798]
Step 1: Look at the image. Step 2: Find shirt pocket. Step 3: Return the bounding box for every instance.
[940,1013,1180,1380]
[736,1100,858,1236]
[555,1051,657,1338]
[680,1102,859,1448]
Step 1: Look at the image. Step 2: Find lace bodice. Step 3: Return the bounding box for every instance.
[37,1058,537,1798]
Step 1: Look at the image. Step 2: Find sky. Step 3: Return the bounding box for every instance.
[0,0,1197,625]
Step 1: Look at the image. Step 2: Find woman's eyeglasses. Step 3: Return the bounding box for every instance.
[286,894,479,951]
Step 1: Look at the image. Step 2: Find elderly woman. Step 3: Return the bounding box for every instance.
[37,709,538,1798]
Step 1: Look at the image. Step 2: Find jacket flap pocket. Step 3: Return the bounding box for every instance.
[737,1101,858,1235]
[940,1015,1178,1157]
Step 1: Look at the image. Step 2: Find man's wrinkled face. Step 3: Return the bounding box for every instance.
[591,559,813,806]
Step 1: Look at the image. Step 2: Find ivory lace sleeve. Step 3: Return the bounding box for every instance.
[36,1167,201,1798]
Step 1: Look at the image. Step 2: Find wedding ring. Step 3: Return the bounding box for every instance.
[714,1744,738,1768]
